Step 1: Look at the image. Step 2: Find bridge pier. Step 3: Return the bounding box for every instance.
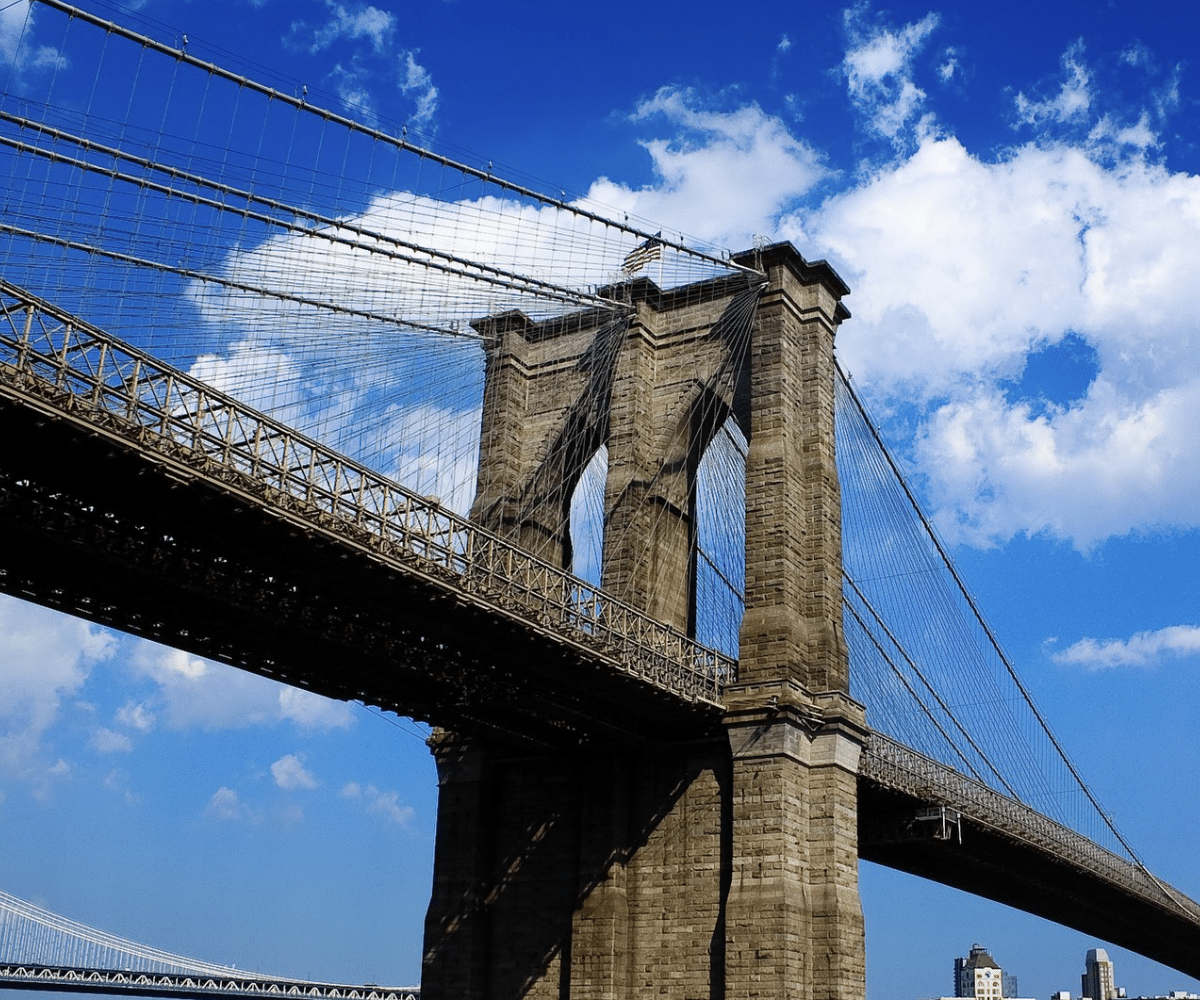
[422,734,732,1000]
[422,243,863,999]
[723,687,867,998]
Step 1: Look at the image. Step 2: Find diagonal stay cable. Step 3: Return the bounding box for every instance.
[0,125,627,314]
[844,571,1015,796]
[30,0,762,282]
[836,361,1191,911]
[0,222,478,340]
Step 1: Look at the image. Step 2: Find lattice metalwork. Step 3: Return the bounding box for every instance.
[0,966,419,1000]
[0,891,419,996]
[0,279,735,705]
[861,734,1199,919]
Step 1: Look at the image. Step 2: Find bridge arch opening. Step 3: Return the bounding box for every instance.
[568,443,608,587]
[692,413,746,658]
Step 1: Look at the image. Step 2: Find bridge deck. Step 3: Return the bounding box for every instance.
[860,734,1200,978]
[0,965,418,1000]
[4,281,1200,980]
[0,280,730,746]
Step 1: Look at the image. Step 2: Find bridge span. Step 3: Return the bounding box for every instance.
[0,888,419,1000]
[3,271,1200,988]
[0,966,417,1000]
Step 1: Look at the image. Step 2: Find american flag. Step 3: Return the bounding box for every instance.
[621,233,663,274]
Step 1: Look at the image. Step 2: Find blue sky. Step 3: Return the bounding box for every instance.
[2,1,1200,998]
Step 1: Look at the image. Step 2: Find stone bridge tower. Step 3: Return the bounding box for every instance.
[420,242,867,1000]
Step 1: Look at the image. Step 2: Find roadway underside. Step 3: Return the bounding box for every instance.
[0,394,724,748]
[857,781,1200,979]
[7,390,1200,982]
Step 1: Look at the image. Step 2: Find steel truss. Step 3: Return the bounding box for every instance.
[0,279,734,707]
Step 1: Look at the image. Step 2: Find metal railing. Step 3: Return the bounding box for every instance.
[0,966,419,1000]
[0,279,735,705]
[862,732,1199,919]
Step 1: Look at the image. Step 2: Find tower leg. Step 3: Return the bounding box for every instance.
[723,688,866,1000]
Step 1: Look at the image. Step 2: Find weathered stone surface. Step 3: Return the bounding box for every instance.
[422,243,864,999]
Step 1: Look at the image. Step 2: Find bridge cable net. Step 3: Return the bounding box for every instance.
[519,284,759,660]
[0,889,331,985]
[1,0,753,521]
[834,365,1184,898]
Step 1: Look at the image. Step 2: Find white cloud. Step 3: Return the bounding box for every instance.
[778,35,792,55]
[791,131,1200,548]
[306,1,394,54]
[270,753,319,790]
[842,8,939,142]
[340,781,414,828]
[1,1,66,75]
[1121,41,1153,70]
[937,54,958,83]
[132,642,274,728]
[915,380,1200,548]
[103,769,140,807]
[177,40,1200,555]
[206,786,254,822]
[584,87,828,247]
[1053,624,1200,670]
[1088,112,1157,151]
[0,597,115,778]
[1154,65,1182,120]
[278,687,356,731]
[0,0,31,64]
[284,2,435,125]
[115,700,155,733]
[91,728,133,754]
[399,51,438,126]
[329,60,375,115]
[1014,40,1092,127]
[131,642,353,732]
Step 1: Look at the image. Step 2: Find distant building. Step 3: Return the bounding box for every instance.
[954,943,1020,998]
[920,942,1046,1000]
[1082,947,1123,1000]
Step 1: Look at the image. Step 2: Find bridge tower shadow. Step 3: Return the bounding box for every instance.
[420,243,866,1000]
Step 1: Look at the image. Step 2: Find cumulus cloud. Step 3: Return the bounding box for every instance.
[340,782,414,828]
[187,54,1200,555]
[1,1,67,75]
[1014,40,1092,127]
[1052,624,1200,670]
[584,87,828,247]
[270,753,319,790]
[206,786,254,822]
[914,379,1200,548]
[278,687,356,731]
[302,1,394,54]
[115,700,155,733]
[131,642,355,731]
[842,7,939,143]
[790,131,1200,548]
[0,597,115,778]
[90,728,133,754]
[399,51,438,126]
